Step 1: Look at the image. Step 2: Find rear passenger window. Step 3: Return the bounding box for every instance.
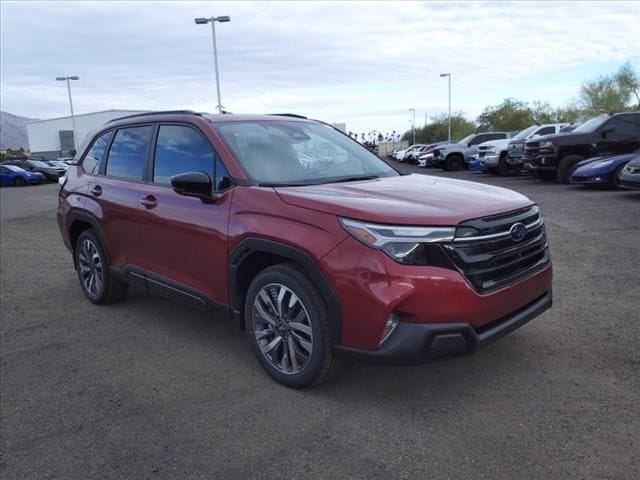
[153,125,214,185]
[105,126,153,181]
[82,131,112,175]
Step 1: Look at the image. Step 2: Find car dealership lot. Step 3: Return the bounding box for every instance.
[1,173,639,479]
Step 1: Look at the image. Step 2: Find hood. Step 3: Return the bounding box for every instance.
[479,139,511,149]
[275,174,532,226]
[527,131,588,145]
[576,152,640,169]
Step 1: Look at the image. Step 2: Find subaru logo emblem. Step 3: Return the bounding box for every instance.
[510,222,527,242]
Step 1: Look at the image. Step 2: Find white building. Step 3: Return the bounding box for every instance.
[26,110,149,158]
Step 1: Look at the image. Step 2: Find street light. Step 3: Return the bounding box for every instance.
[409,108,416,145]
[56,76,80,151]
[195,15,231,114]
[440,73,451,142]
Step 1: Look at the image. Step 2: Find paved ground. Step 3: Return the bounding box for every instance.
[0,183,59,221]
[1,169,639,480]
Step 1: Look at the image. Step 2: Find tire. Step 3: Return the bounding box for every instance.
[486,166,499,175]
[13,177,26,186]
[557,154,584,184]
[498,152,519,176]
[612,163,626,189]
[444,154,464,171]
[74,230,128,305]
[533,170,557,181]
[244,263,339,388]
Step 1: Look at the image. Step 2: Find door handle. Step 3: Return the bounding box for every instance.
[140,195,158,208]
[89,185,102,196]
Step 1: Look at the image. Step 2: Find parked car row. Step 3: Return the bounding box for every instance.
[390,111,640,190]
[0,158,70,186]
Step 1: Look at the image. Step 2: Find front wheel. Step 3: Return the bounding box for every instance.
[444,154,464,171]
[245,263,339,388]
[557,154,584,184]
[498,153,520,176]
[13,177,26,186]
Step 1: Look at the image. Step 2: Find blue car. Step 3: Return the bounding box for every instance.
[0,164,46,186]
[570,150,640,187]
[468,155,488,173]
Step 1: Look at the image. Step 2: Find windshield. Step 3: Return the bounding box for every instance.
[573,114,609,133]
[455,134,475,145]
[513,125,538,140]
[215,120,398,186]
[4,165,26,172]
[28,160,51,168]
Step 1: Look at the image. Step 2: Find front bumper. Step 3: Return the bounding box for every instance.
[321,235,553,352]
[619,178,640,190]
[523,154,558,171]
[479,153,499,166]
[335,290,552,364]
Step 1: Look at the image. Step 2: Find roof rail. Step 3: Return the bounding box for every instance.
[268,113,308,119]
[107,110,203,123]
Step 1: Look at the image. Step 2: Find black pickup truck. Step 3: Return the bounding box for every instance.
[523,112,640,183]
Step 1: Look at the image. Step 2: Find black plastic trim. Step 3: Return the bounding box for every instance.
[228,237,342,343]
[334,290,552,365]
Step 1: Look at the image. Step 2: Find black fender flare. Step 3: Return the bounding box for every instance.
[65,211,110,268]
[229,237,342,344]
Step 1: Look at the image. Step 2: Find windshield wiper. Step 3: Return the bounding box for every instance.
[324,174,379,184]
[258,181,314,187]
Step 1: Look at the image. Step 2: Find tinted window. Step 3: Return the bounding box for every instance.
[105,126,153,181]
[214,158,232,191]
[153,125,214,185]
[606,115,640,138]
[537,126,556,136]
[82,131,112,175]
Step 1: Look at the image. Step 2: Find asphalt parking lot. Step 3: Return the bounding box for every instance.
[1,170,639,480]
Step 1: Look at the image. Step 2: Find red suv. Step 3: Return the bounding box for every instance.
[58,111,553,387]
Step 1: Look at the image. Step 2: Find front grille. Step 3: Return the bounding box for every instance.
[523,141,541,159]
[443,205,549,293]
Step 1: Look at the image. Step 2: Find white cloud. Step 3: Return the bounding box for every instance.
[1,0,638,134]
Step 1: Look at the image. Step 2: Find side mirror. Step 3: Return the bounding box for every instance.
[601,125,615,137]
[171,171,217,202]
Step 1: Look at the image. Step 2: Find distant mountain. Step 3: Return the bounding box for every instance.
[0,111,36,150]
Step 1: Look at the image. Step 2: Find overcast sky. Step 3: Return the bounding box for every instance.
[1,1,639,134]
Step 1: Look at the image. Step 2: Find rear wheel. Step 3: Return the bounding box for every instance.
[245,263,339,388]
[13,177,26,186]
[444,154,464,171]
[74,230,128,305]
[557,154,584,184]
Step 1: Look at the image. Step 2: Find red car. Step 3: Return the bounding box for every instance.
[58,111,552,387]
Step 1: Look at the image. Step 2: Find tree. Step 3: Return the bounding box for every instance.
[477,98,534,131]
[401,112,476,144]
[578,62,640,116]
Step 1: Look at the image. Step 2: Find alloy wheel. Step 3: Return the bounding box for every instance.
[252,283,313,375]
[77,239,104,298]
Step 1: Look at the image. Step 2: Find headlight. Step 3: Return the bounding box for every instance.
[485,147,496,153]
[339,218,455,264]
[540,140,554,149]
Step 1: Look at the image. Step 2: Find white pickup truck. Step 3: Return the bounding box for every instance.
[477,123,569,176]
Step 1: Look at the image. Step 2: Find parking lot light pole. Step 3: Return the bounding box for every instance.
[440,73,451,142]
[195,15,231,114]
[56,76,80,151]
[409,108,416,145]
